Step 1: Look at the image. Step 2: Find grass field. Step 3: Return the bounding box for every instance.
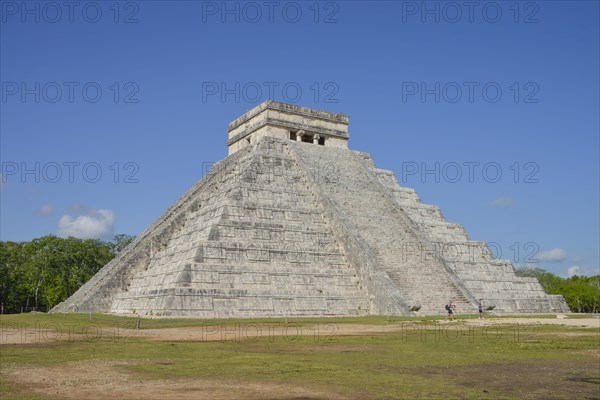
[1,313,598,399]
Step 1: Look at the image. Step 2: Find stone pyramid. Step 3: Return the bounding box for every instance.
[53,101,569,317]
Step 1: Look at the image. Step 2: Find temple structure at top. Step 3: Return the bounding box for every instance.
[228,101,349,155]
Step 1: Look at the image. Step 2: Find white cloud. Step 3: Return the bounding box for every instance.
[36,204,55,216]
[537,248,567,263]
[567,265,581,277]
[566,265,599,277]
[57,209,115,239]
[491,197,513,207]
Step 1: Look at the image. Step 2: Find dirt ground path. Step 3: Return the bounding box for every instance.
[2,317,598,344]
[136,317,599,342]
[461,317,600,328]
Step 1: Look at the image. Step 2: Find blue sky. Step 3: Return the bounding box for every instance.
[1,0,598,277]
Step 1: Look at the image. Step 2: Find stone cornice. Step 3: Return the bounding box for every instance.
[228,100,349,132]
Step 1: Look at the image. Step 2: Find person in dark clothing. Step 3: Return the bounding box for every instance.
[478,299,484,319]
[444,300,455,320]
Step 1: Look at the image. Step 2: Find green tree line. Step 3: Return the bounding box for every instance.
[516,267,600,313]
[0,234,134,313]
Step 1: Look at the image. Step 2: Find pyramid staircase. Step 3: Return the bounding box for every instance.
[52,101,569,317]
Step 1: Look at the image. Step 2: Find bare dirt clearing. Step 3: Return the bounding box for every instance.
[4,360,354,400]
[3,317,597,345]
[137,317,599,342]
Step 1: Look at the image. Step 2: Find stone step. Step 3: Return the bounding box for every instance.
[291,142,475,314]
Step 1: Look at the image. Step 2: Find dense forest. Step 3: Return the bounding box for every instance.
[0,235,598,313]
[0,235,134,313]
[515,267,600,313]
